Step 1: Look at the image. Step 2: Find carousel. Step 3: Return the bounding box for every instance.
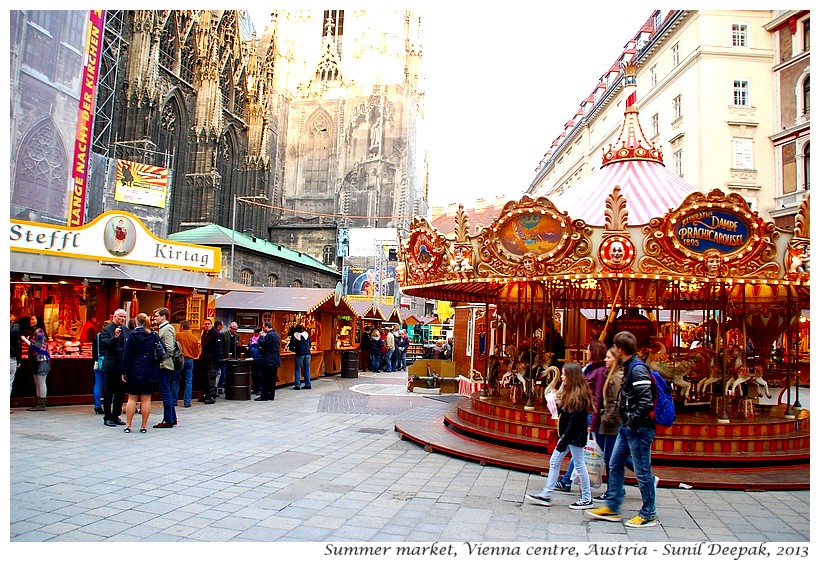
[394,63,810,490]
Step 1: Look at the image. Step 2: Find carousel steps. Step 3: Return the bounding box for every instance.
[396,403,810,491]
[449,396,810,463]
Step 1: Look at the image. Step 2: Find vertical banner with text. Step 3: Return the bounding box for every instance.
[67,10,105,227]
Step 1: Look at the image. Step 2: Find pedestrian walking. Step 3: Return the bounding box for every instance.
[526,362,594,510]
[588,330,658,527]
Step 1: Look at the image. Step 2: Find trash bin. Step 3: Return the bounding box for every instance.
[224,358,254,400]
[341,350,359,378]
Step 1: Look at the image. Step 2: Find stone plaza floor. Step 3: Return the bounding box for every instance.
[8,370,811,558]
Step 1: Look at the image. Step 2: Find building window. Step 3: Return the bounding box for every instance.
[304,112,332,196]
[292,279,303,288]
[803,75,810,115]
[673,95,682,119]
[654,11,662,30]
[267,274,278,287]
[240,269,253,286]
[804,18,810,51]
[731,23,748,47]
[323,245,334,265]
[733,80,750,106]
[671,42,680,66]
[651,113,659,137]
[673,150,683,177]
[804,143,810,191]
[650,65,657,87]
[733,138,754,169]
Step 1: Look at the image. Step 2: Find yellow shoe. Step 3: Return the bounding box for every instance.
[587,506,621,522]
[625,514,657,528]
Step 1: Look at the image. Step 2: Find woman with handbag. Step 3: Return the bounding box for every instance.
[526,362,594,510]
[23,328,50,411]
[121,313,161,433]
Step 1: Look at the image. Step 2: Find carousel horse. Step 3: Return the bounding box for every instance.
[542,366,561,396]
[726,346,771,399]
[689,346,721,399]
[645,342,695,403]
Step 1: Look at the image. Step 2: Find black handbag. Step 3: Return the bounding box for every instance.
[154,335,168,362]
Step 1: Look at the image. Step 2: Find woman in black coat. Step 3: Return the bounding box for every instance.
[121,313,161,433]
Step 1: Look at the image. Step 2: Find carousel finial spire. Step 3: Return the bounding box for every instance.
[600,60,664,167]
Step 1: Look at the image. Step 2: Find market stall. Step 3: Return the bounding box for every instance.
[9,211,255,406]
[215,287,358,384]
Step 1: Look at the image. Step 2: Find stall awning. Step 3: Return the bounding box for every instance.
[10,252,257,293]
[11,252,132,281]
[215,287,355,315]
[117,263,258,292]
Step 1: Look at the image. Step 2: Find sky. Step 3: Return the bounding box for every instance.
[248,4,647,209]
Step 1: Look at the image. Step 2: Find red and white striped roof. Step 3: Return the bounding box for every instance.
[550,159,699,226]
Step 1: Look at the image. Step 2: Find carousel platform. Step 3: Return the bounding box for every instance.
[394,392,810,491]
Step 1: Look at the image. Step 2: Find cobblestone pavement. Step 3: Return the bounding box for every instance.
[8,369,810,558]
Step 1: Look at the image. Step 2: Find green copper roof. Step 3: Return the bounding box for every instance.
[167,224,340,276]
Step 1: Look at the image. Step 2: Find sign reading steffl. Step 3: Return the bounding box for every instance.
[674,209,750,254]
[10,210,219,273]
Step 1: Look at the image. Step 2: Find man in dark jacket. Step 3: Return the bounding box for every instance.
[255,322,281,401]
[100,309,131,426]
[199,319,222,404]
[288,324,312,389]
[588,330,657,528]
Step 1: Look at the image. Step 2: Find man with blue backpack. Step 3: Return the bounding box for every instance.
[588,330,658,528]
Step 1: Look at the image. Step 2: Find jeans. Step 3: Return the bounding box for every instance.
[370,351,381,372]
[171,368,181,403]
[559,414,593,486]
[158,368,176,423]
[538,443,591,502]
[218,362,226,390]
[179,358,194,406]
[384,348,395,372]
[11,358,18,395]
[397,350,407,370]
[93,367,104,408]
[294,355,311,387]
[607,425,656,519]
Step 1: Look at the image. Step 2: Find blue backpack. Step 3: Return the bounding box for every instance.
[649,369,676,427]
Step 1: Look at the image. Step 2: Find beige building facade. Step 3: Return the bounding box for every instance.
[528,10,782,221]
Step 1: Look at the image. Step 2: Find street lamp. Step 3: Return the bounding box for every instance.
[231,194,268,281]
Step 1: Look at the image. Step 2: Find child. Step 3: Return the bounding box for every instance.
[526,362,594,509]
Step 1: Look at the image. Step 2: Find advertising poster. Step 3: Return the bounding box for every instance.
[114,159,170,208]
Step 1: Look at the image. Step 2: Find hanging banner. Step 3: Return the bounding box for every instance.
[67,10,105,227]
[114,159,170,208]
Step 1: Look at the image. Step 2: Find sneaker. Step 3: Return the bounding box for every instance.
[593,492,608,502]
[525,494,552,506]
[554,481,572,493]
[587,506,621,522]
[625,515,657,528]
[203,397,215,404]
[569,499,594,510]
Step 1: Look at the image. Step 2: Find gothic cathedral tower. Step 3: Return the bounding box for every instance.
[260,9,428,256]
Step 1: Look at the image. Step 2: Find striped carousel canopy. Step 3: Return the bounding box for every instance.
[550,158,699,226]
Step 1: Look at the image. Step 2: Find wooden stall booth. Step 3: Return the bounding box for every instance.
[215,287,358,385]
[9,211,254,407]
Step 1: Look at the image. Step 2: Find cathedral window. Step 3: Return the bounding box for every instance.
[304,113,332,195]
[13,119,68,219]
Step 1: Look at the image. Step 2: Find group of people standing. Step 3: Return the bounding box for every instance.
[526,330,660,528]
[360,325,410,373]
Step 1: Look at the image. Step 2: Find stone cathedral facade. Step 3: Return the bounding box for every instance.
[10,9,429,276]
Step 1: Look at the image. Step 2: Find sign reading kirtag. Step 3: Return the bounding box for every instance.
[674,209,750,254]
[10,211,219,273]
